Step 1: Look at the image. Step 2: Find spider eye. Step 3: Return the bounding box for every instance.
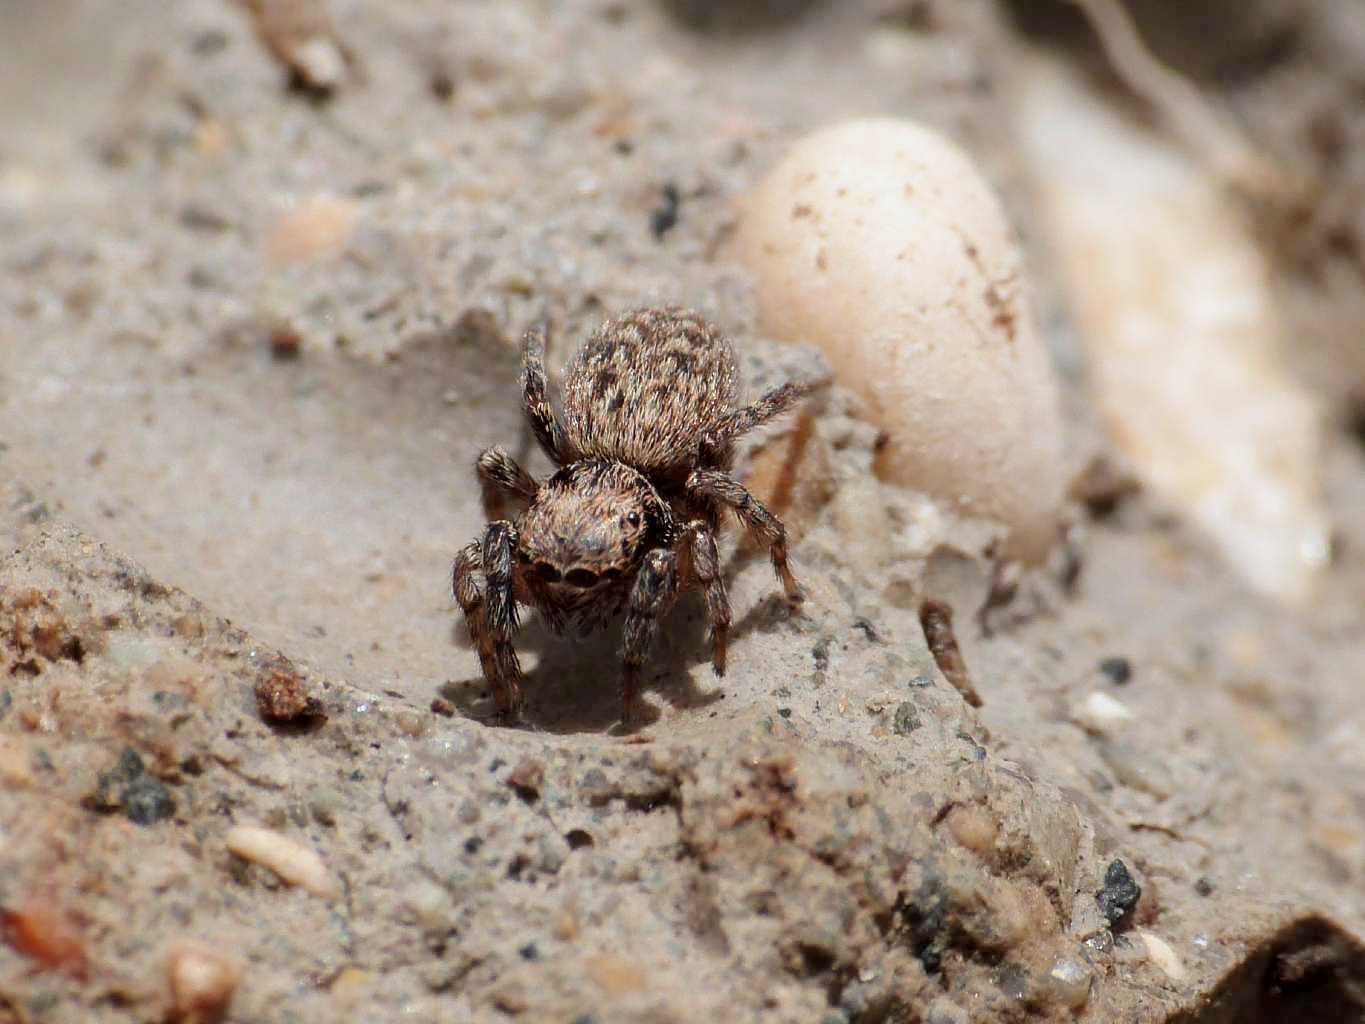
[564,568,599,588]
[625,511,641,528]
[533,562,561,583]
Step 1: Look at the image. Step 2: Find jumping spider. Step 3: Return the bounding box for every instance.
[452,306,819,726]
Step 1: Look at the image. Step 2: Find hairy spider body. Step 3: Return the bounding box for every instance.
[453,306,816,725]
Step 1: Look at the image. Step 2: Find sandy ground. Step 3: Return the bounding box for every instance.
[2,1,1364,1021]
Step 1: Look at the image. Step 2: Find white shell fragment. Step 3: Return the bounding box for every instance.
[1138,929,1188,983]
[733,118,1066,563]
[225,824,339,899]
[1016,62,1331,604]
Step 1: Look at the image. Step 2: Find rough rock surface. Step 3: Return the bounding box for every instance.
[2,1,1365,1022]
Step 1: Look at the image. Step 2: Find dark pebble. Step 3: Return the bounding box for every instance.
[893,703,921,735]
[518,942,539,961]
[650,183,681,239]
[1194,877,1214,897]
[1099,657,1132,685]
[122,775,176,826]
[1096,859,1141,929]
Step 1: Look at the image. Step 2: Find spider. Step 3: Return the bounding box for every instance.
[452,306,819,726]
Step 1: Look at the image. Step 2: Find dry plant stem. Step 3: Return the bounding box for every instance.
[1067,0,1288,200]
[920,599,983,708]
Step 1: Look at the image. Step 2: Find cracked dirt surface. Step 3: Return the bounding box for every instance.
[2,1,1365,1021]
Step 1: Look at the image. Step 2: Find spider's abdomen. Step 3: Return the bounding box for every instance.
[559,307,739,474]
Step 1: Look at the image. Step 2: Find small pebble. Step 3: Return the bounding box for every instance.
[266,195,358,264]
[1076,691,1134,732]
[1138,930,1187,982]
[1099,656,1132,685]
[1045,956,1092,1009]
[892,703,921,735]
[255,665,322,724]
[586,954,647,995]
[225,824,339,898]
[122,775,177,826]
[168,942,241,1022]
[1096,859,1141,929]
[944,804,998,855]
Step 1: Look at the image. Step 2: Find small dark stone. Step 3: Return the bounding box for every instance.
[464,836,483,855]
[907,674,933,688]
[993,961,1029,1001]
[1194,877,1214,897]
[564,829,595,850]
[852,617,880,642]
[1096,859,1141,929]
[1099,657,1132,685]
[191,29,229,56]
[650,183,681,239]
[777,707,792,719]
[122,775,176,826]
[811,637,831,671]
[518,942,539,961]
[893,703,921,735]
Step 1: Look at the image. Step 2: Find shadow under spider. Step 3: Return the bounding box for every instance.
[444,563,799,734]
[443,592,718,734]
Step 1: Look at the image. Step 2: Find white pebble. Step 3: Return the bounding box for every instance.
[168,941,241,1021]
[225,824,339,899]
[1046,955,1093,1009]
[1139,930,1187,983]
[733,118,1065,562]
[1076,691,1134,732]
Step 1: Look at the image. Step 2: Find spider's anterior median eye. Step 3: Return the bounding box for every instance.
[534,562,561,583]
[625,511,641,528]
[564,568,599,588]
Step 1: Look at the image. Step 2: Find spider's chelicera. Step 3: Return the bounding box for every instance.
[452,306,818,726]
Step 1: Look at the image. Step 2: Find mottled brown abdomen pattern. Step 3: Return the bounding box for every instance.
[560,307,740,473]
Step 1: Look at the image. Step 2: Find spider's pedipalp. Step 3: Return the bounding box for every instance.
[477,446,538,521]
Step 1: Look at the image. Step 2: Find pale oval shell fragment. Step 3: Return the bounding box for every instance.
[225,824,339,899]
[733,118,1066,562]
[1015,61,1331,604]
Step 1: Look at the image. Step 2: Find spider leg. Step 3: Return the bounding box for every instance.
[677,520,730,677]
[521,322,569,464]
[621,548,678,725]
[451,521,525,721]
[476,446,538,521]
[686,468,802,605]
[699,379,822,464]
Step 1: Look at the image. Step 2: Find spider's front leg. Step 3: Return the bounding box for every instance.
[686,468,802,605]
[521,324,569,464]
[452,520,526,721]
[620,548,678,726]
[677,520,730,677]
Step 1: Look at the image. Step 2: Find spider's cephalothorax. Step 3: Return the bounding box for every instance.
[453,306,817,725]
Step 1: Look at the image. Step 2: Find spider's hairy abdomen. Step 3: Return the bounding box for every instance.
[560,306,739,474]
